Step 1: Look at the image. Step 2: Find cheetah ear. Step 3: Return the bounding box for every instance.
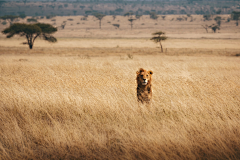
[136,71,140,75]
[148,70,153,75]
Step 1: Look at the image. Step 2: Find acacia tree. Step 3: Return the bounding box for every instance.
[128,18,136,30]
[150,31,167,52]
[2,23,57,49]
[93,13,105,29]
[201,24,209,33]
[124,12,136,30]
[0,15,19,25]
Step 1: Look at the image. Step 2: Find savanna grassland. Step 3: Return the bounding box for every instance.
[1,12,240,159]
[0,45,240,159]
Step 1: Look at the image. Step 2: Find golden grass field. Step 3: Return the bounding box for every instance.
[0,14,240,159]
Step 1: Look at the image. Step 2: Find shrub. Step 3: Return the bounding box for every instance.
[1,21,7,25]
[46,15,56,19]
[112,24,120,29]
[203,15,211,21]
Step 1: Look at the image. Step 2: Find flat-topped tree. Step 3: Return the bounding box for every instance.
[124,12,136,30]
[93,13,105,29]
[128,18,136,30]
[150,31,167,52]
[0,15,19,25]
[2,23,57,49]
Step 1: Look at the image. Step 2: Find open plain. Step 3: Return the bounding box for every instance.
[0,14,240,159]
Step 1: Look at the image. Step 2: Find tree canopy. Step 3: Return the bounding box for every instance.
[128,18,136,30]
[2,23,57,49]
[93,13,106,29]
[0,15,19,25]
[210,24,220,33]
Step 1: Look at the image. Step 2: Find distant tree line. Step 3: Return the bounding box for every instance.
[1,0,239,16]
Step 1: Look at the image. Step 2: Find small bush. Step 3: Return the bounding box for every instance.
[27,18,38,22]
[176,17,184,21]
[112,24,120,29]
[203,15,211,21]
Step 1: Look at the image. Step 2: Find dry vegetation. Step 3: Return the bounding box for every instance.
[1,8,240,159]
[0,46,240,159]
[1,14,240,39]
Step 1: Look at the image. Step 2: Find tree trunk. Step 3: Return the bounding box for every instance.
[99,20,101,29]
[160,41,163,52]
[29,43,33,49]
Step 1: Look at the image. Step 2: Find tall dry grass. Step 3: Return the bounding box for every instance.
[0,54,240,159]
